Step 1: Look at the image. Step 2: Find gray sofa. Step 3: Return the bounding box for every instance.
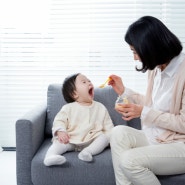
[16,84,185,185]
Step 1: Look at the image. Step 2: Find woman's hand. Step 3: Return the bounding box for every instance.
[108,74,125,95]
[57,131,70,144]
[115,103,143,121]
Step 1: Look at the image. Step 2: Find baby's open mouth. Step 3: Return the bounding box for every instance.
[89,87,94,96]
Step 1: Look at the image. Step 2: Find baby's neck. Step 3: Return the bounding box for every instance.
[76,101,93,106]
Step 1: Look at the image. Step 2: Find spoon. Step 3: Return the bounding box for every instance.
[99,77,111,88]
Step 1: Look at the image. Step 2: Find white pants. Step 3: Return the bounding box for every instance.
[110,125,185,185]
[44,134,109,165]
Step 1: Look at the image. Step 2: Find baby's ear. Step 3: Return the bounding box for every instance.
[73,91,79,100]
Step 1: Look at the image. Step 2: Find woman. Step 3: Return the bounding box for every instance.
[108,16,185,185]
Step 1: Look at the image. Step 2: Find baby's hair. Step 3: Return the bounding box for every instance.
[62,73,80,103]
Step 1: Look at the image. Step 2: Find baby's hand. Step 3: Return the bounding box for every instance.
[57,131,70,144]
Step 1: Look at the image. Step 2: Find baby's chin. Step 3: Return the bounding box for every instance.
[86,98,93,104]
[87,92,94,101]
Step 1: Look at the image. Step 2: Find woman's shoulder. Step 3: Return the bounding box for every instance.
[177,53,185,77]
[180,54,185,68]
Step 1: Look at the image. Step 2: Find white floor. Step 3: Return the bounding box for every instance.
[0,151,16,185]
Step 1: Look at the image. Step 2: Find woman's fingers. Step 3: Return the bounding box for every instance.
[115,103,143,120]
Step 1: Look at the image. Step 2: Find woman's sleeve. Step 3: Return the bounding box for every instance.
[120,87,145,105]
[142,88,185,134]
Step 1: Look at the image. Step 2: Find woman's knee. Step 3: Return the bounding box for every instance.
[110,126,126,145]
[110,126,137,146]
[111,125,128,139]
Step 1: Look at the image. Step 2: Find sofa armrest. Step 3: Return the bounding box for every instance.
[16,103,47,185]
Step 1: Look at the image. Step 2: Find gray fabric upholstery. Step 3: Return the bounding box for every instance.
[16,84,185,185]
[32,139,115,185]
[16,103,47,185]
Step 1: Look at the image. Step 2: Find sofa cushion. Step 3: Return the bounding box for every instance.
[32,139,185,185]
[46,84,65,137]
[32,139,116,185]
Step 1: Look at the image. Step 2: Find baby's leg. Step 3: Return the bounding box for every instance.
[44,140,74,166]
[78,134,109,162]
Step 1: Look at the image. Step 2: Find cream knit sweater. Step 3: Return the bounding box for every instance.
[52,101,114,144]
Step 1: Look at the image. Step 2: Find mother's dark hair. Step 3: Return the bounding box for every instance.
[125,16,182,72]
[62,73,80,103]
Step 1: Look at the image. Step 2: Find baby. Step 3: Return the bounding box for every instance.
[44,73,114,166]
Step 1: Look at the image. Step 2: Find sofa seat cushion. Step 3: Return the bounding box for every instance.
[158,174,185,185]
[31,139,116,185]
[32,139,185,185]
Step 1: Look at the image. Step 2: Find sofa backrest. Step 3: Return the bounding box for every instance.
[45,84,141,137]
